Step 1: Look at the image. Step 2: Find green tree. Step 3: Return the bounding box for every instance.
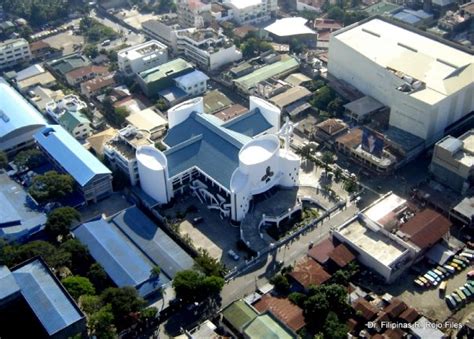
[0,240,71,269]
[79,294,102,315]
[62,275,96,300]
[155,98,168,111]
[14,149,45,169]
[89,304,117,339]
[201,275,225,295]
[150,265,161,278]
[327,97,345,116]
[327,6,344,21]
[0,151,7,169]
[322,151,335,165]
[323,312,348,339]
[83,44,99,58]
[100,287,146,328]
[157,0,177,13]
[289,292,307,307]
[241,37,274,58]
[80,107,94,120]
[60,239,91,274]
[194,248,225,277]
[270,274,290,294]
[343,179,358,193]
[29,171,75,203]
[172,269,202,302]
[87,263,109,292]
[312,86,336,111]
[46,207,80,239]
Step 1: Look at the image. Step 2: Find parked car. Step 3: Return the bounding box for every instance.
[460,286,472,299]
[454,289,467,304]
[467,270,474,280]
[414,279,425,288]
[451,292,463,305]
[445,295,457,310]
[443,265,456,274]
[439,281,447,296]
[464,283,474,295]
[227,249,240,261]
[427,271,440,281]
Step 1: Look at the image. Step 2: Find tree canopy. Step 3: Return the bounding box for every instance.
[46,207,81,239]
[0,151,7,169]
[240,36,273,58]
[62,275,96,300]
[172,269,224,302]
[194,248,225,277]
[100,287,146,328]
[14,149,45,169]
[28,171,75,203]
[0,240,71,269]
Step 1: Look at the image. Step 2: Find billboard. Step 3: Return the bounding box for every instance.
[362,128,384,158]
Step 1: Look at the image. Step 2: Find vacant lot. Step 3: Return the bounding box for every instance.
[43,30,85,55]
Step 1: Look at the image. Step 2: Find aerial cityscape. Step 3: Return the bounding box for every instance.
[0,0,473,338]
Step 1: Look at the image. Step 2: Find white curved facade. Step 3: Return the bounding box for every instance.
[136,146,172,204]
[230,134,300,221]
[167,97,204,128]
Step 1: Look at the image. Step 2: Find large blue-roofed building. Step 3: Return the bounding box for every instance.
[73,206,193,297]
[0,77,46,154]
[34,125,113,204]
[136,96,301,222]
[0,258,86,339]
[0,173,47,243]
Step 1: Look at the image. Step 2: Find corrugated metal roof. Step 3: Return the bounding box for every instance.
[110,207,194,279]
[174,70,209,88]
[0,266,20,301]
[12,259,84,336]
[34,125,111,187]
[73,218,167,293]
[244,314,296,339]
[223,109,273,137]
[58,110,90,133]
[222,300,258,332]
[0,77,46,139]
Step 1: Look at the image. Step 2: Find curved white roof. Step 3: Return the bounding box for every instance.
[0,77,46,139]
[265,17,316,37]
[137,146,167,170]
[239,136,279,165]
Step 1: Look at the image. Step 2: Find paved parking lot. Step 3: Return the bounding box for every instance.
[163,196,244,269]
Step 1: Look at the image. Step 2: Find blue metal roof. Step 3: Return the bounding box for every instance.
[73,219,163,291]
[110,207,194,279]
[34,125,111,187]
[0,77,46,139]
[0,266,20,301]
[163,111,270,189]
[11,259,84,336]
[223,108,273,137]
[0,192,21,226]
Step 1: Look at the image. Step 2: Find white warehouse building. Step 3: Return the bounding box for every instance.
[118,40,168,76]
[328,17,474,145]
[137,96,300,222]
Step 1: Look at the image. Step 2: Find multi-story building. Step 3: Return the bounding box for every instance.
[176,0,212,28]
[174,70,209,96]
[142,18,181,50]
[328,17,474,145]
[104,126,153,186]
[175,28,242,71]
[34,125,113,204]
[0,77,46,154]
[0,38,31,70]
[224,0,278,25]
[430,129,473,194]
[64,65,109,87]
[45,95,91,139]
[117,40,168,76]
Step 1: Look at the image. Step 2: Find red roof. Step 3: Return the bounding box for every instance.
[314,18,343,31]
[399,307,419,323]
[81,73,115,93]
[307,238,335,264]
[66,65,108,81]
[289,256,331,288]
[213,104,247,121]
[383,328,405,339]
[352,298,378,321]
[383,298,407,318]
[399,209,452,249]
[30,40,50,52]
[328,244,356,268]
[253,294,305,332]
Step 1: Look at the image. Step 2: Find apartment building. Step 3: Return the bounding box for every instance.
[224,0,278,25]
[176,0,212,28]
[104,126,153,186]
[0,38,31,69]
[45,95,92,139]
[176,28,242,70]
[117,40,169,76]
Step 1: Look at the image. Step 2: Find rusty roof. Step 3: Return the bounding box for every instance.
[253,294,305,332]
[66,65,108,81]
[328,244,356,268]
[213,104,248,121]
[335,128,363,149]
[383,328,405,339]
[399,209,452,250]
[289,256,331,288]
[383,298,407,318]
[316,118,348,136]
[399,307,419,323]
[307,238,335,264]
[353,298,378,321]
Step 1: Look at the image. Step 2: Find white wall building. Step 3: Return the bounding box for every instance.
[136,96,300,222]
[118,40,168,76]
[176,28,242,71]
[328,18,474,145]
[174,69,209,96]
[0,38,31,70]
[104,126,153,186]
[176,0,212,28]
[224,0,278,25]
